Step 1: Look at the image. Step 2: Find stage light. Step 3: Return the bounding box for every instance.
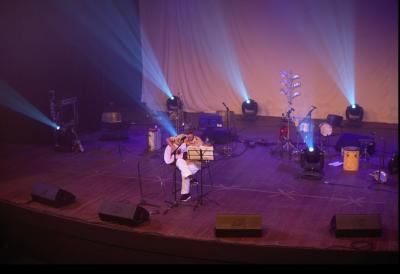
[166,95,182,112]
[56,126,61,130]
[346,103,363,123]
[241,99,258,118]
[300,146,324,180]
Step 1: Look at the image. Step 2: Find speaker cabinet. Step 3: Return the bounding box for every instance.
[98,201,150,227]
[331,214,382,237]
[31,183,76,208]
[215,214,262,237]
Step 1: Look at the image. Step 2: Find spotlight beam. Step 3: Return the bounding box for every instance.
[192,0,250,101]
[306,0,356,105]
[54,0,173,99]
[287,0,356,105]
[0,80,59,129]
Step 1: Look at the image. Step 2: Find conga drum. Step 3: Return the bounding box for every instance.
[343,146,360,171]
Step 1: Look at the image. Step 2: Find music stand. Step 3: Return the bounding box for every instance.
[187,146,218,209]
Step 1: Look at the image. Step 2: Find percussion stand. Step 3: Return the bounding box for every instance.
[281,108,297,156]
[359,139,372,163]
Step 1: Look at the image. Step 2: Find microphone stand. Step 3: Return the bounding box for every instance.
[163,139,186,214]
[378,138,385,184]
[222,103,233,157]
[223,103,230,132]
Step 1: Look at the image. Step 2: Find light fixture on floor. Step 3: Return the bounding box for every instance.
[300,146,324,180]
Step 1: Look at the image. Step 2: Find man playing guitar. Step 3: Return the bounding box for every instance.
[165,126,203,202]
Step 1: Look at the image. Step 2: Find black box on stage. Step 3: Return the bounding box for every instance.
[335,133,375,154]
[330,214,382,238]
[100,121,129,140]
[202,128,237,144]
[198,113,223,129]
[215,214,262,237]
[99,201,150,226]
[326,114,343,127]
[31,183,76,208]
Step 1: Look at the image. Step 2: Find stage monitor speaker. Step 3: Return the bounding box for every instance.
[215,214,262,237]
[98,201,150,227]
[330,214,382,238]
[31,183,76,208]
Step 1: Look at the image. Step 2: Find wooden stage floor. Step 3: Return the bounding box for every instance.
[0,116,398,263]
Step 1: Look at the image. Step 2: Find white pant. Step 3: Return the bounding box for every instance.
[175,158,200,194]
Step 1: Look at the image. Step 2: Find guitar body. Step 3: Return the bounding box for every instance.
[164,143,187,164]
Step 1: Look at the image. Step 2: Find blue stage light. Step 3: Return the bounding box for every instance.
[351,104,356,109]
[309,147,314,152]
[246,99,251,104]
[56,126,61,130]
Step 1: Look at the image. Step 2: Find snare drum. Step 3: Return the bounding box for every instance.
[343,146,360,171]
[319,122,333,137]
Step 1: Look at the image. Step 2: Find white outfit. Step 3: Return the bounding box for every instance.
[175,158,200,194]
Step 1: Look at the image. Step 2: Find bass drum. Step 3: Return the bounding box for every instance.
[319,122,333,137]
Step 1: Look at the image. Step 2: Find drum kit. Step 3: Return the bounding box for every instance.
[273,102,334,158]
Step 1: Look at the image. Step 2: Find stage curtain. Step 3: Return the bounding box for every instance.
[139,0,397,123]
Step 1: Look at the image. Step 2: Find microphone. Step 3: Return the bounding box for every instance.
[180,135,187,141]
